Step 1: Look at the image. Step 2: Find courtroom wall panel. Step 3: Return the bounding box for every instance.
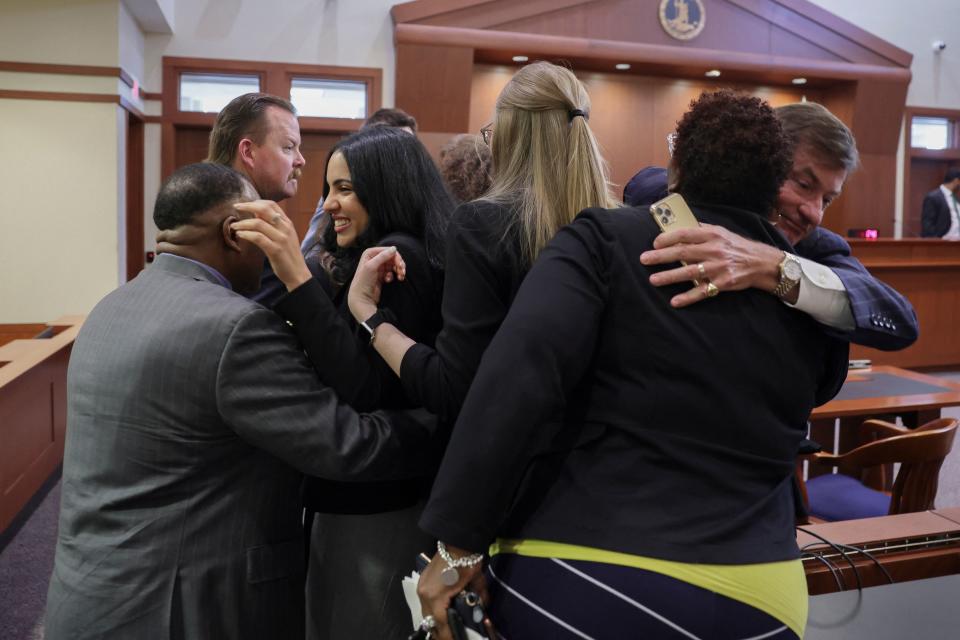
[469,64,817,194]
[395,43,474,134]
[849,240,960,369]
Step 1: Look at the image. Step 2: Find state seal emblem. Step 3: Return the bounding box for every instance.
[659,0,706,41]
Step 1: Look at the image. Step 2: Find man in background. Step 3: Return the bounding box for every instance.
[638,101,918,352]
[207,92,305,202]
[45,163,436,639]
[298,107,419,252]
[207,92,311,304]
[921,168,960,238]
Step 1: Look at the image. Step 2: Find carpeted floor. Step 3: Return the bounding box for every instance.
[0,480,58,640]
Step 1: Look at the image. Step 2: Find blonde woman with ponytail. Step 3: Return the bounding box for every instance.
[348,61,616,424]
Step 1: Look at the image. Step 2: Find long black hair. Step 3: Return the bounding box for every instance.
[320,126,453,285]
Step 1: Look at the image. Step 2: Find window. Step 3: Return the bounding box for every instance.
[179,73,260,113]
[911,116,951,150]
[290,77,367,119]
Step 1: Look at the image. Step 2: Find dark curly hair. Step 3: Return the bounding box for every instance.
[672,90,791,216]
[154,162,250,230]
[439,134,493,204]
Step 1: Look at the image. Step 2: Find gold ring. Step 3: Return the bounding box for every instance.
[705,282,719,298]
[271,214,283,225]
[697,263,706,279]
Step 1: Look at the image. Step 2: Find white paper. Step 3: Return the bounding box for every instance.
[402,570,486,639]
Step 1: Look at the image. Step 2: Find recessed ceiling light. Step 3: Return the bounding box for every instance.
[512,55,529,63]
[792,77,808,85]
[615,63,631,70]
[705,69,721,78]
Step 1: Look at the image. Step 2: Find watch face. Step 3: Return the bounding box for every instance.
[784,258,802,280]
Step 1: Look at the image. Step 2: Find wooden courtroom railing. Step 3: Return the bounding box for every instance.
[849,239,960,370]
[798,508,960,595]
[0,316,83,535]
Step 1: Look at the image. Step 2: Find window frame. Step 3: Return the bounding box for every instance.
[160,56,381,178]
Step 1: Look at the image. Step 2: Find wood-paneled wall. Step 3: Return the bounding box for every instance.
[467,64,819,195]
[394,0,912,238]
[849,240,960,369]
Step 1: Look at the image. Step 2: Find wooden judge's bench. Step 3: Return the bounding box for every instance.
[800,510,960,638]
[0,317,82,538]
[847,238,960,370]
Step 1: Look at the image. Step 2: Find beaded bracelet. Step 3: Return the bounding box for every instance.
[436,541,483,586]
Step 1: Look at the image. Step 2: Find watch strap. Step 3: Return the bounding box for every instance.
[359,308,396,343]
[774,253,801,299]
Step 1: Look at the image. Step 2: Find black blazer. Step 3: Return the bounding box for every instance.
[421,205,848,565]
[921,188,954,238]
[274,232,444,513]
[400,200,526,424]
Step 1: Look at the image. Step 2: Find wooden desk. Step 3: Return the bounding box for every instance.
[809,366,960,463]
[0,316,83,535]
[799,509,960,595]
[848,239,960,370]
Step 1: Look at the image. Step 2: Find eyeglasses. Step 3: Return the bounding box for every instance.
[480,123,494,146]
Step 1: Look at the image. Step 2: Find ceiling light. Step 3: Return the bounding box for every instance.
[615,63,631,70]
[792,77,808,85]
[512,55,529,63]
[705,69,721,78]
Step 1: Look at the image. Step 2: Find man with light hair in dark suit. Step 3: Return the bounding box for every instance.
[639,100,918,352]
[44,162,437,639]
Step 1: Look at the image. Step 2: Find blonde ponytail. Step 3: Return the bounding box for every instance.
[483,62,617,264]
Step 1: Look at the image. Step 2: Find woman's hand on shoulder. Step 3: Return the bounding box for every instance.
[231,200,312,291]
[348,246,406,322]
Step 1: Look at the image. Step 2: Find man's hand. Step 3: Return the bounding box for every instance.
[639,224,784,307]
[347,246,406,322]
[232,200,312,291]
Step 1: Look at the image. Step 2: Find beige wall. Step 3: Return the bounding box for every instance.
[142,0,401,101]
[808,0,960,109]
[0,0,125,323]
[807,0,960,236]
[0,100,121,322]
[0,0,119,66]
[119,0,145,85]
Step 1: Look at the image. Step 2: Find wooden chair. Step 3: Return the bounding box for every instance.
[804,418,958,522]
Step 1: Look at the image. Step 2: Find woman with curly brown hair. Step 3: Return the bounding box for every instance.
[414,90,848,640]
[438,133,493,204]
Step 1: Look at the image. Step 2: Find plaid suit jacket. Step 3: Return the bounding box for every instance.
[45,254,436,639]
[795,226,918,351]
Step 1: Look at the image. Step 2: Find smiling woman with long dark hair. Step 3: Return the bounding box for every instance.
[317,126,450,290]
[233,124,454,640]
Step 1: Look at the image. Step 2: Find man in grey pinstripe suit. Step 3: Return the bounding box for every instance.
[44,163,437,639]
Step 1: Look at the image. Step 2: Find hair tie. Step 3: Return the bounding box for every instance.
[568,109,586,121]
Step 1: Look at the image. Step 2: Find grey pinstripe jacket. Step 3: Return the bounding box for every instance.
[44,254,437,639]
